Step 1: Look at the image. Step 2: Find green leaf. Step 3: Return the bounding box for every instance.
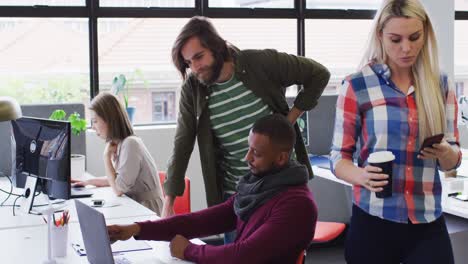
[68,112,87,136]
[49,109,67,120]
[111,74,127,95]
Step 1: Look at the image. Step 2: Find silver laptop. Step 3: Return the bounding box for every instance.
[75,199,132,264]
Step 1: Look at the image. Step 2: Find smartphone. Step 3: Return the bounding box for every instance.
[420,133,444,152]
[91,199,105,207]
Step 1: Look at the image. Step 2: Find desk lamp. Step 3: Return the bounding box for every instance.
[0,96,22,177]
[0,98,59,263]
[0,96,22,122]
[0,96,22,200]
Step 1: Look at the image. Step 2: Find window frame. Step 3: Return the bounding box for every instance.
[14,0,462,125]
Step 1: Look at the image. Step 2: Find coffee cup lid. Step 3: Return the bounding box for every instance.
[368,151,395,163]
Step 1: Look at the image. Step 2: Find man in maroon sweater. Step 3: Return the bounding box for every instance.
[108,114,318,264]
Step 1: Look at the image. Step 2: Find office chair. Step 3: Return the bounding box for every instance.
[158,171,191,215]
[312,221,346,244]
[296,250,306,264]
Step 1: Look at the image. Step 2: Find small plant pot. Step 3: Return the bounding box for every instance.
[126,106,136,124]
[71,154,85,180]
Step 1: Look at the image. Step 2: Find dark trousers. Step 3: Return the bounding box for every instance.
[345,205,454,264]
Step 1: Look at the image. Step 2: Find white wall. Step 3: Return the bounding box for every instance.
[86,126,207,211]
[86,0,456,212]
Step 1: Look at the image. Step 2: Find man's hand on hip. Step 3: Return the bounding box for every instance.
[162,195,176,218]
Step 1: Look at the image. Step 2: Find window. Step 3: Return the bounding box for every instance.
[98,18,187,125]
[305,19,373,92]
[100,0,194,8]
[6,1,455,126]
[212,19,296,54]
[210,0,293,8]
[456,0,468,11]
[455,20,468,96]
[213,18,297,95]
[0,0,85,6]
[152,92,176,122]
[0,18,90,106]
[306,0,379,10]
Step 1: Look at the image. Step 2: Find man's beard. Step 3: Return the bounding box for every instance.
[251,163,284,178]
[197,55,224,86]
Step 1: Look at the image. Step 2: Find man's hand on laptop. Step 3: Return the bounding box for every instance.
[170,234,190,260]
[107,224,141,243]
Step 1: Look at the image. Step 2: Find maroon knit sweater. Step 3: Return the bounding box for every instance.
[136,185,317,264]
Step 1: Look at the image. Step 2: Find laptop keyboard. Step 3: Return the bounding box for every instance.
[115,256,132,264]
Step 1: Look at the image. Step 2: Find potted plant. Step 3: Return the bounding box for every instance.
[49,110,87,180]
[111,69,148,124]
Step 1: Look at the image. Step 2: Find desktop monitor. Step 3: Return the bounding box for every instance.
[306,94,338,156]
[11,116,71,202]
[287,94,338,156]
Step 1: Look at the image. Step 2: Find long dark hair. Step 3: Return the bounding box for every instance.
[172,16,231,80]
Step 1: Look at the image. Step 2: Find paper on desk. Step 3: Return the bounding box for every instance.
[89,199,121,208]
[72,238,151,256]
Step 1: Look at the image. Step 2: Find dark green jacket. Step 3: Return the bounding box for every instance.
[165,48,330,207]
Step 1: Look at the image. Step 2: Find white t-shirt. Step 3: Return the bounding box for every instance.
[113,136,163,215]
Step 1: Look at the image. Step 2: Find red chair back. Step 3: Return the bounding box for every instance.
[296,250,306,264]
[312,221,346,243]
[158,171,191,215]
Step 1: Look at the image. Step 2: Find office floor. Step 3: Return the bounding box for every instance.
[306,243,346,264]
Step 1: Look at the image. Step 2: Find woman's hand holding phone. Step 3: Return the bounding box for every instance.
[419,133,444,152]
[418,133,451,160]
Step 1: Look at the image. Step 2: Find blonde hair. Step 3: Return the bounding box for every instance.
[360,0,445,142]
[90,92,134,142]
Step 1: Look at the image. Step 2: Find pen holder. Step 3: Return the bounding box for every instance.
[50,224,69,258]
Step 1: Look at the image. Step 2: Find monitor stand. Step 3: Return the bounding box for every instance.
[20,175,38,214]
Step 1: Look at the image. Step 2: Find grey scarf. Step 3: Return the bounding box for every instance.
[234,161,309,222]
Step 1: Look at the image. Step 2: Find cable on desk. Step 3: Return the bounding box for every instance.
[12,191,40,216]
[0,173,22,207]
[32,200,66,207]
[12,195,22,216]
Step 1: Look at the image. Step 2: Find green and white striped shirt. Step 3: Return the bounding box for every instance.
[209,75,272,194]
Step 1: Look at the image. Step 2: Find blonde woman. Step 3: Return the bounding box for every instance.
[330,0,461,263]
[73,92,164,215]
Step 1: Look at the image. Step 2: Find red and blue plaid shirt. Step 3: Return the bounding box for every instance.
[330,63,460,224]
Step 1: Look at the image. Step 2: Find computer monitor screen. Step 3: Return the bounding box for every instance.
[306,94,337,155]
[286,94,338,156]
[11,116,71,200]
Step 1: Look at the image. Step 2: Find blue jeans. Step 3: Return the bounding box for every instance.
[223,192,237,244]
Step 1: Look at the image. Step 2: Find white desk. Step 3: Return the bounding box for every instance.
[313,165,468,219]
[312,165,468,264]
[0,178,155,230]
[442,177,468,219]
[0,216,202,264]
[0,177,203,263]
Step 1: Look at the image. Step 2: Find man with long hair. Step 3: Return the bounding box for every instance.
[162,17,329,241]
